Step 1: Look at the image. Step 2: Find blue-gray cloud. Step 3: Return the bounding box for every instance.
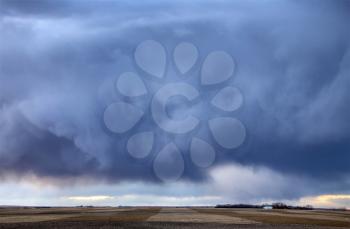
[0,0,350,200]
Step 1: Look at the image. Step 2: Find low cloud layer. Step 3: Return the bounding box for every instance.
[0,0,350,201]
[0,163,347,207]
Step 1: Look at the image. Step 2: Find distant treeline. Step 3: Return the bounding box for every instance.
[215,204,262,209]
[215,202,314,210]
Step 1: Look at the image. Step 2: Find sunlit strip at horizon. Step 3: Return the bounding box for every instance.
[300,195,350,209]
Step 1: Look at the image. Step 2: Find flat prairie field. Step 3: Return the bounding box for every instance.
[0,207,349,228]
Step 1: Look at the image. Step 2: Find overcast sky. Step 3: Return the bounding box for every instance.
[0,0,350,207]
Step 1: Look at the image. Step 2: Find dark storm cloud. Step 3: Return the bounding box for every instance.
[0,0,350,198]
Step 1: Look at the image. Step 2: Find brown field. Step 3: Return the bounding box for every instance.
[0,207,349,228]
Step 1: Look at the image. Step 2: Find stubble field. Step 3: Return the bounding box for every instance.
[0,207,349,228]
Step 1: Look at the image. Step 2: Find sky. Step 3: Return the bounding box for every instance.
[0,0,350,208]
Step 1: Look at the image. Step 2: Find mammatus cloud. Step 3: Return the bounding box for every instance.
[0,0,350,204]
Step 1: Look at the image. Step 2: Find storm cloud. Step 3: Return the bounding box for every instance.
[0,0,350,201]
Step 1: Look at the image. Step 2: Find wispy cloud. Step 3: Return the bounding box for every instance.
[66,195,114,202]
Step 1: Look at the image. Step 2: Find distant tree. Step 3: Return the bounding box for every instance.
[272,202,288,209]
[305,205,313,210]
